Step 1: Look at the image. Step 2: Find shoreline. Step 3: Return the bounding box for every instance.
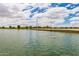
[0,28,79,33]
[31,28,79,33]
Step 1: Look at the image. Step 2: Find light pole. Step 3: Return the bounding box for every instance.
[36,18,38,30]
[36,17,40,30]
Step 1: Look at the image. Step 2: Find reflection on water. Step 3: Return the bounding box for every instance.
[0,30,79,55]
[63,33,72,49]
[25,30,41,55]
[63,33,73,55]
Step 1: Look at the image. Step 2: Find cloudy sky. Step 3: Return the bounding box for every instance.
[0,3,79,27]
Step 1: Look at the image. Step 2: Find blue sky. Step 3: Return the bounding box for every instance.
[23,3,79,27]
[0,3,79,27]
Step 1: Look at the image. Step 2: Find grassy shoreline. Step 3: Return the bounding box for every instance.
[0,27,79,33]
[31,28,79,33]
[0,25,79,33]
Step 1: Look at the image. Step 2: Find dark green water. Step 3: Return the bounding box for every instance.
[0,29,79,56]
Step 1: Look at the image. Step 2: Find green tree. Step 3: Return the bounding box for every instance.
[2,26,5,29]
[29,26,32,29]
[25,26,28,29]
[17,25,20,29]
[9,26,12,29]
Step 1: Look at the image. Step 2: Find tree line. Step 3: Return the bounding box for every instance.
[0,25,79,29]
[0,25,52,29]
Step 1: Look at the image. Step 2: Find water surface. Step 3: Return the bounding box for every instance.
[0,29,79,56]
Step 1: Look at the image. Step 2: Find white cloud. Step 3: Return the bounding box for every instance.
[0,3,79,27]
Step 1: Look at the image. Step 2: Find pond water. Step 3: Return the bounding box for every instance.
[0,29,79,56]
